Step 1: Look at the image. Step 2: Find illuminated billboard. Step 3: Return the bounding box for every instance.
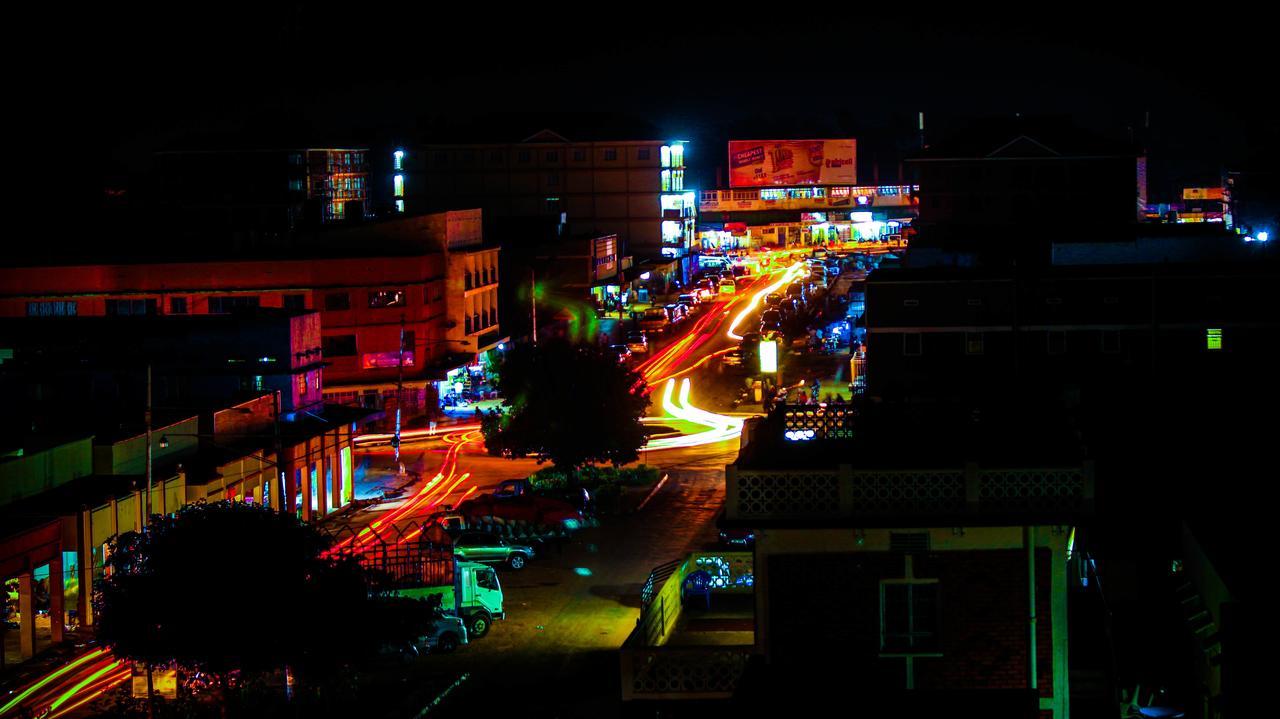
[729,139,856,187]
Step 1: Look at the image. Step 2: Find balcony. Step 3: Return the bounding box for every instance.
[620,552,755,702]
[726,463,1093,524]
[699,185,919,213]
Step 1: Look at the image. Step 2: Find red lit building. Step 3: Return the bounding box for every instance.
[0,211,502,418]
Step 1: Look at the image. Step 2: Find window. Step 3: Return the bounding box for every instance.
[170,297,188,314]
[661,170,671,191]
[547,173,559,186]
[637,148,650,160]
[282,294,306,311]
[1045,297,1062,306]
[517,150,531,163]
[573,149,586,162]
[603,148,617,161]
[26,301,77,317]
[903,333,922,356]
[476,569,499,591]
[323,335,357,357]
[402,331,415,354]
[208,296,260,314]
[368,290,406,309]
[432,151,447,164]
[1101,330,1120,354]
[105,298,156,316]
[393,174,404,197]
[324,292,351,311]
[967,298,983,307]
[903,299,919,307]
[545,151,558,162]
[461,150,475,164]
[880,581,940,653]
[965,332,984,355]
[1047,331,1067,355]
[426,282,444,303]
[489,150,504,163]
[1206,328,1223,350]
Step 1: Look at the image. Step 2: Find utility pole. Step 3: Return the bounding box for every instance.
[273,390,285,514]
[529,268,538,347]
[144,363,153,526]
[395,313,405,473]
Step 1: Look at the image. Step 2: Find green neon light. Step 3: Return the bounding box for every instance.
[49,661,119,712]
[0,649,104,715]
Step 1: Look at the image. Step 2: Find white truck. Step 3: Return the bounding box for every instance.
[394,559,505,640]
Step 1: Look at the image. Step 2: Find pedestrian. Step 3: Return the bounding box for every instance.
[474,407,483,420]
[428,419,438,436]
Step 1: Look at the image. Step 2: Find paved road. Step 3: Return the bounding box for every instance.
[424,443,738,718]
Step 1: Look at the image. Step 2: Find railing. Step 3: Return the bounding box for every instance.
[620,646,754,700]
[622,552,755,701]
[699,185,919,213]
[635,552,754,648]
[727,464,1094,521]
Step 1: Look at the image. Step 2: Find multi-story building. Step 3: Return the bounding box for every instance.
[1,392,363,664]
[0,211,502,418]
[905,119,1137,267]
[390,132,695,264]
[153,147,371,234]
[698,184,918,250]
[621,403,1091,717]
[862,257,1279,406]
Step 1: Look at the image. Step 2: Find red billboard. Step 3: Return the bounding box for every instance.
[729,139,856,187]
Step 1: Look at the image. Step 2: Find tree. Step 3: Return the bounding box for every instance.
[482,340,650,470]
[95,502,411,699]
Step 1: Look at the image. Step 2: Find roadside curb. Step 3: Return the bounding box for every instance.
[636,473,670,511]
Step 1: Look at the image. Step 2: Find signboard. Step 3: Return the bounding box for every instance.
[592,235,617,281]
[729,139,856,187]
[1183,187,1224,201]
[759,340,778,373]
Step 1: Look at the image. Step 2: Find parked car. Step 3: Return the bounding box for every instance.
[626,331,649,354]
[608,344,632,364]
[452,531,537,570]
[639,306,671,332]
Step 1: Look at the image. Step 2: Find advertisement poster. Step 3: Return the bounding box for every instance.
[729,139,856,187]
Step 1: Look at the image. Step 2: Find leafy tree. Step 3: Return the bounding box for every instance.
[95,501,422,698]
[482,340,649,470]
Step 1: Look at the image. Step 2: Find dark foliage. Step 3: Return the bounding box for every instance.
[482,340,650,470]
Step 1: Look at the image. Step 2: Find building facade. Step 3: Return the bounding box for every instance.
[0,211,500,418]
[698,183,918,250]
[392,133,694,260]
[154,147,371,234]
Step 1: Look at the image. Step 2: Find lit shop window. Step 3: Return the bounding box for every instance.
[761,189,785,201]
[661,145,671,168]
[395,200,405,213]
[670,143,684,168]
[661,170,671,192]
[672,170,684,191]
[393,174,404,197]
[393,149,404,170]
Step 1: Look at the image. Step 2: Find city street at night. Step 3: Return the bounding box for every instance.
[3,10,1274,719]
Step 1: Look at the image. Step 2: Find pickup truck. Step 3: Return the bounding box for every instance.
[453,531,537,570]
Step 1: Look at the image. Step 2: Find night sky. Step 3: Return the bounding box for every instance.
[23,6,1278,207]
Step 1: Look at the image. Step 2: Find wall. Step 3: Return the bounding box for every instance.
[0,438,93,506]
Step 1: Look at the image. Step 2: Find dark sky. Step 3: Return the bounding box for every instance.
[18,5,1277,200]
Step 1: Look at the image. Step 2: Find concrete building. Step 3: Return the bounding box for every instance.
[154,147,372,234]
[906,118,1137,267]
[621,403,1091,717]
[391,131,695,262]
[698,183,918,250]
[0,211,503,419]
